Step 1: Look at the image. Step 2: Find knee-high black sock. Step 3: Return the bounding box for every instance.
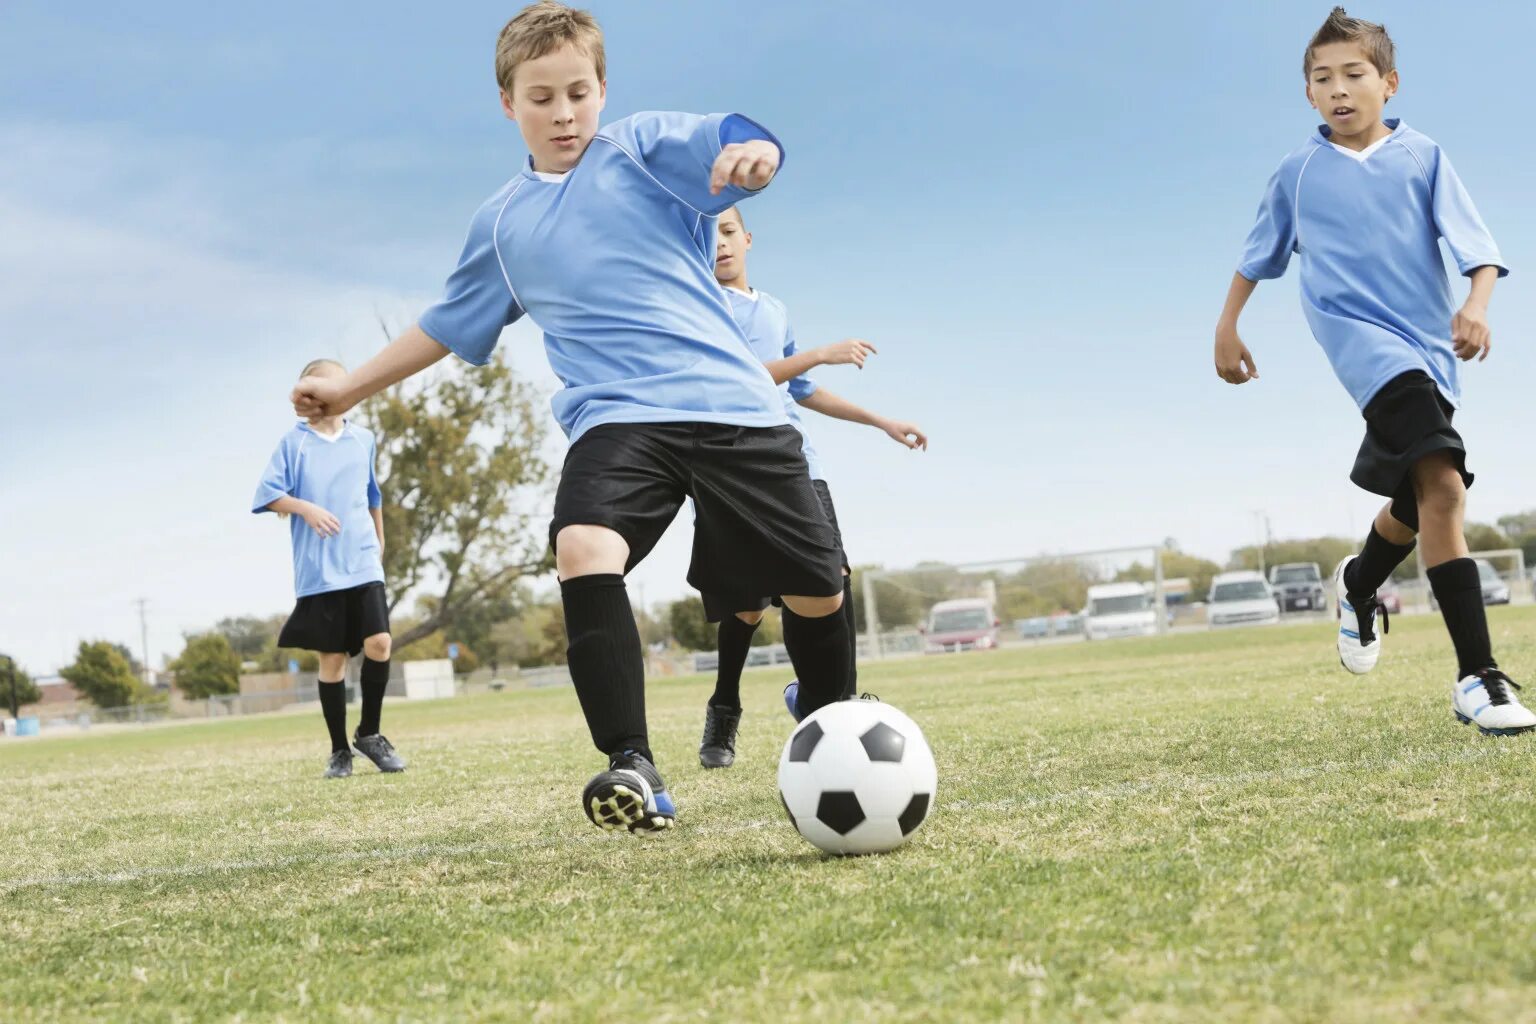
[710,615,759,710]
[782,603,851,718]
[561,574,650,763]
[1344,526,1416,600]
[841,576,858,700]
[317,679,349,753]
[1428,558,1496,678]
[357,657,390,737]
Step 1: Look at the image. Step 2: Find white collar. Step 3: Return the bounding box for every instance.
[1329,133,1394,162]
[306,421,347,442]
[725,285,759,302]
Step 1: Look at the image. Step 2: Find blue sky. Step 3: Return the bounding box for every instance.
[4,1,1534,675]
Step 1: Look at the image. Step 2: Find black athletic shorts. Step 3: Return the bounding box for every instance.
[1351,371,1473,531]
[278,581,390,656]
[549,422,845,611]
[702,479,849,622]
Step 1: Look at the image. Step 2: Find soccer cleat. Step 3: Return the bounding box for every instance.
[698,703,742,769]
[784,681,878,723]
[353,732,406,773]
[324,749,353,779]
[582,750,675,834]
[1453,669,1536,736]
[1333,556,1387,675]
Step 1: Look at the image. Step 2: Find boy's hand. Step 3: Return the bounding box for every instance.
[1452,302,1491,362]
[880,419,928,451]
[818,338,877,369]
[1214,325,1259,385]
[298,502,342,538]
[709,140,780,195]
[292,375,352,418]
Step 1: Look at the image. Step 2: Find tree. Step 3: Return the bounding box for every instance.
[1464,522,1512,553]
[362,344,555,649]
[489,599,567,668]
[668,597,714,652]
[1117,551,1223,603]
[60,641,142,709]
[1,655,42,718]
[212,615,286,660]
[172,634,242,699]
[1228,537,1356,576]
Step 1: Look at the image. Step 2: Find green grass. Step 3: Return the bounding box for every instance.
[7,609,1536,1022]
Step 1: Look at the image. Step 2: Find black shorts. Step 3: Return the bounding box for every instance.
[549,423,844,611]
[278,582,390,656]
[1351,371,1473,530]
[702,479,849,622]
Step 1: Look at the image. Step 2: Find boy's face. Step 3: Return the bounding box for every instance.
[1305,41,1398,139]
[500,43,606,173]
[714,209,751,286]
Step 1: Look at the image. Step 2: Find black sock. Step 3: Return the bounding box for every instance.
[357,657,389,737]
[317,679,349,753]
[561,574,651,763]
[1428,558,1496,678]
[841,576,858,700]
[782,602,851,719]
[710,614,759,710]
[1344,526,1416,600]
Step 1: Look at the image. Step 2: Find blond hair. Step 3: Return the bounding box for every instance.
[299,358,345,378]
[1305,7,1395,77]
[495,1,606,94]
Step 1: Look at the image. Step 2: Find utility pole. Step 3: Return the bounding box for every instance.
[135,597,152,687]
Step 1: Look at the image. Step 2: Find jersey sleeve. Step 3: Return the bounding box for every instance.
[606,111,785,216]
[366,433,383,509]
[251,435,296,514]
[417,200,526,366]
[782,321,819,402]
[1236,162,1297,282]
[1431,149,1508,278]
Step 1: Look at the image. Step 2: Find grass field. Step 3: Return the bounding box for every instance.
[7,609,1536,1023]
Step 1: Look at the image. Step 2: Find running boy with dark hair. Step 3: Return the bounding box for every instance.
[1214,7,1530,734]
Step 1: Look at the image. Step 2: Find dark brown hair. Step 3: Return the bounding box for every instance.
[1304,7,1395,77]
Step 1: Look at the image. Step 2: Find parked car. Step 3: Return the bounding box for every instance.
[1083,582,1157,641]
[922,598,1000,654]
[1269,563,1327,613]
[1208,571,1281,628]
[1377,578,1402,614]
[1477,558,1511,605]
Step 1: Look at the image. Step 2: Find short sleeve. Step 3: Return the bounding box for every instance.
[1236,163,1297,282]
[607,111,785,216]
[1432,150,1508,278]
[418,202,525,366]
[251,436,295,514]
[782,321,818,402]
[366,434,383,509]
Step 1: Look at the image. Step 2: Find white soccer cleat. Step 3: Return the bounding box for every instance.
[1333,556,1386,675]
[1453,669,1536,736]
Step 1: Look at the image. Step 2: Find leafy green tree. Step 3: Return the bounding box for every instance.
[212,615,286,660]
[489,600,567,668]
[360,345,555,649]
[1228,537,1355,576]
[172,634,241,699]
[1117,551,1223,603]
[668,597,714,652]
[60,641,142,709]
[1,655,42,718]
[1464,522,1512,553]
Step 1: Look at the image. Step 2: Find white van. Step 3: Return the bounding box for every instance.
[1207,571,1280,628]
[1083,582,1157,641]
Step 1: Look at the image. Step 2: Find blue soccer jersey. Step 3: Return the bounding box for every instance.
[252,422,384,598]
[1237,119,1507,410]
[724,286,825,481]
[418,111,789,442]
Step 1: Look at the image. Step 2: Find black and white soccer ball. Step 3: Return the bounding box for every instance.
[777,700,937,855]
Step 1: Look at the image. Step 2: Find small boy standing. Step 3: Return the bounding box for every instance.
[1214,7,1530,735]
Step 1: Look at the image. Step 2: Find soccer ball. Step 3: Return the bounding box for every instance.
[777,700,937,855]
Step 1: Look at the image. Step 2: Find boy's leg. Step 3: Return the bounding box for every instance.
[558,526,650,760]
[317,651,353,777]
[781,591,852,719]
[1344,503,1418,599]
[708,606,765,711]
[353,627,405,772]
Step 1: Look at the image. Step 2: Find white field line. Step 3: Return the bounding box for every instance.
[1,743,1516,892]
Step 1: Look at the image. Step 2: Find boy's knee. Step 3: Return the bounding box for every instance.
[735,609,765,626]
[1414,461,1466,520]
[555,525,630,579]
[318,653,348,679]
[782,592,843,618]
[363,633,392,661]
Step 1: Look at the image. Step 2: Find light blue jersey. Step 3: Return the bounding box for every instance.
[1237,120,1507,410]
[418,111,789,442]
[724,286,824,480]
[252,422,384,598]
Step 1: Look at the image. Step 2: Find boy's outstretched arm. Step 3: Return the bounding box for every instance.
[1214,272,1261,385]
[266,496,340,537]
[1452,265,1498,363]
[763,338,878,385]
[797,388,927,451]
[292,325,451,417]
[709,138,780,196]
